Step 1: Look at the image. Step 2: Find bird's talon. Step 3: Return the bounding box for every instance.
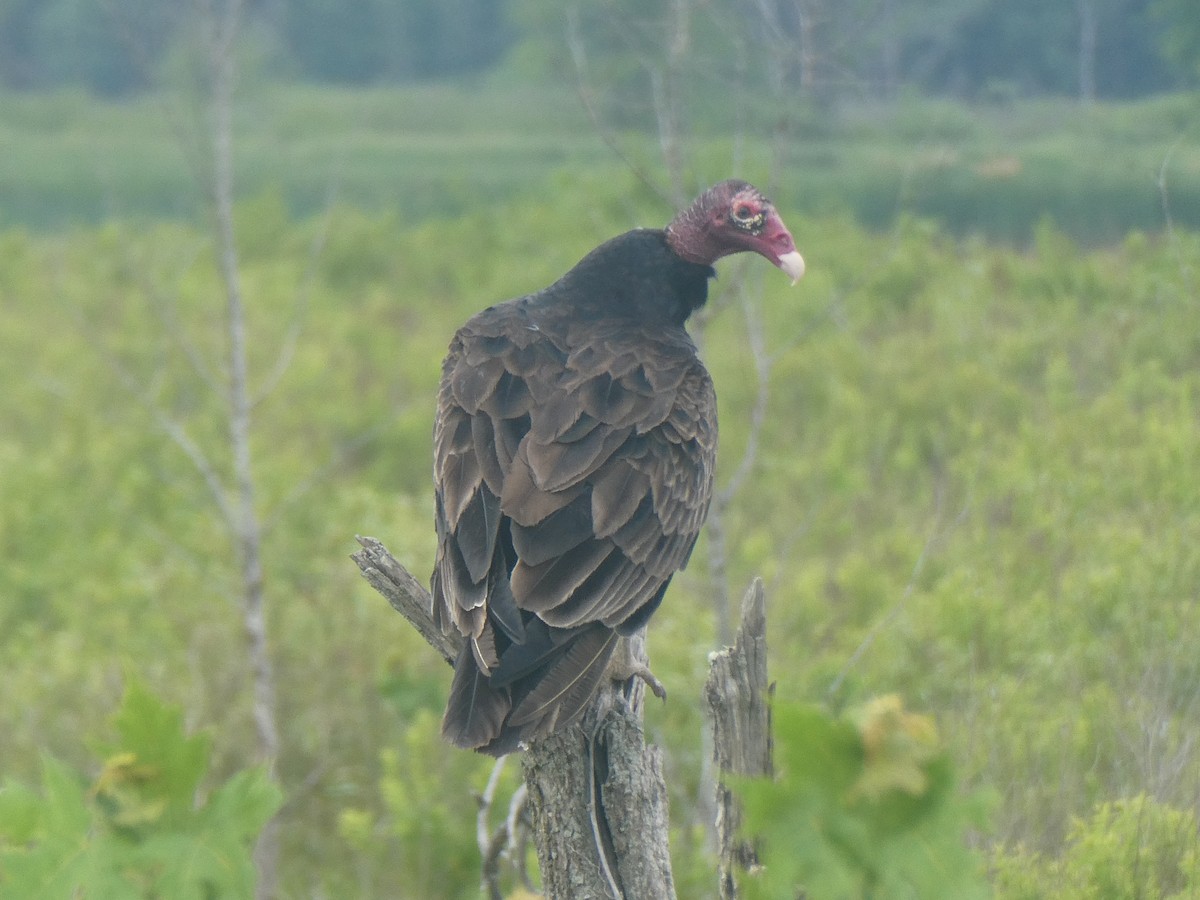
[639,668,668,702]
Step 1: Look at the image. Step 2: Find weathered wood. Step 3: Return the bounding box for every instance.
[352,537,677,899]
[704,578,774,900]
[352,536,458,665]
[524,632,676,900]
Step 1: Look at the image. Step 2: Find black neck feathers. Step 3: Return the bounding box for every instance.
[545,230,714,327]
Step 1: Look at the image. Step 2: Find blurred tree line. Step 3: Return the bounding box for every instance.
[0,0,1195,100]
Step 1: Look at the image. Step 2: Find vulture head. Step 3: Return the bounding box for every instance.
[665,179,806,283]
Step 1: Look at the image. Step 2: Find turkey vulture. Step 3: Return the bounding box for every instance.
[432,180,804,755]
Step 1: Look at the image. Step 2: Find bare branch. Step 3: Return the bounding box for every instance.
[505,784,533,890]
[565,6,672,206]
[252,181,340,408]
[478,757,509,900]
[1155,132,1200,306]
[351,537,458,665]
[193,5,282,896]
[652,0,692,207]
[139,388,239,530]
[262,417,397,534]
[122,238,225,396]
[717,284,772,504]
[62,296,237,529]
[477,757,507,854]
[100,0,214,194]
[1158,137,1182,238]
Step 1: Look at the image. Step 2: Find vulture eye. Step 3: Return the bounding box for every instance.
[731,203,765,231]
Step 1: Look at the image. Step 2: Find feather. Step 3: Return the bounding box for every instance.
[634,391,677,434]
[454,485,501,583]
[507,627,618,730]
[640,532,692,579]
[511,539,613,613]
[529,391,585,443]
[505,341,548,377]
[524,424,631,492]
[440,406,474,455]
[486,552,526,644]
[484,371,533,419]
[499,452,586,526]
[596,569,658,628]
[440,452,482,531]
[537,548,631,628]
[471,622,499,672]
[509,492,594,566]
[488,618,574,688]
[452,356,505,414]
[442,535,486,619]
[464,333,512,366]
[645,357,692,393]
[556,412,601,444]
[591,462,651,537]
[442,643,510,750]
[430,565,448,632]
[611,495,658,560]
[615,580,671,635]
[494,415,529,474]
[580,373,638,424]
[470,415,505,493]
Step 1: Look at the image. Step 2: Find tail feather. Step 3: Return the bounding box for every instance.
[441,625,618,756]
[508,627,617,729]
[441,643,510,751]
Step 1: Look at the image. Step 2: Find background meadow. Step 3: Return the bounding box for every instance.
[2,1,1200,896]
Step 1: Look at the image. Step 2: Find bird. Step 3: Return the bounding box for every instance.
[432,179,804,755]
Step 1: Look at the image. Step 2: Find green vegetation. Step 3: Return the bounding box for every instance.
[735,698,992,899]
[2,0,1188,100]
[0,683,279,898]
[2,85,1199,242]
[2,83,1200,895]
[993,794,1200,898]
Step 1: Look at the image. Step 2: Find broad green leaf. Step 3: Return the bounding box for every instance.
[102,681,212,816]
[0,690,278,900]
[0,758,130,900]
[199,767,283,841]
[734,700,992,900]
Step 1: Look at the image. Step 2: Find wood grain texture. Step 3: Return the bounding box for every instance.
[704,578,774,900]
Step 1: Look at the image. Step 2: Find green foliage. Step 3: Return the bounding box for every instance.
[2,170,1199,893]
[734,697,992,899]
[0,0,1182,101]
[2,86,1199,243]
[993,794,1200,898]
[0,683,281,899]
[282,0,511,83]
[1155,0,1200,83]
[0,0,180,94]
[338,710,524,898]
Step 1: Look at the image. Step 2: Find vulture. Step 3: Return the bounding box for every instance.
[432,180,804,755]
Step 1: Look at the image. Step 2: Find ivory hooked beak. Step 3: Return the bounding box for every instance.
[777,250,806,285]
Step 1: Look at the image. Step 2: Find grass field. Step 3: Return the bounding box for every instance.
[2,81,1198,241]
[3,79,1200,896]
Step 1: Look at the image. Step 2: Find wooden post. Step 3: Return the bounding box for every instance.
[703,578,774,900]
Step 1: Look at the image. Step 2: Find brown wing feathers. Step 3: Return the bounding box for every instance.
[434,313,715,754]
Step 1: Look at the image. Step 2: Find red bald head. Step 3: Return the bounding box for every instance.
[666,180,805,283]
